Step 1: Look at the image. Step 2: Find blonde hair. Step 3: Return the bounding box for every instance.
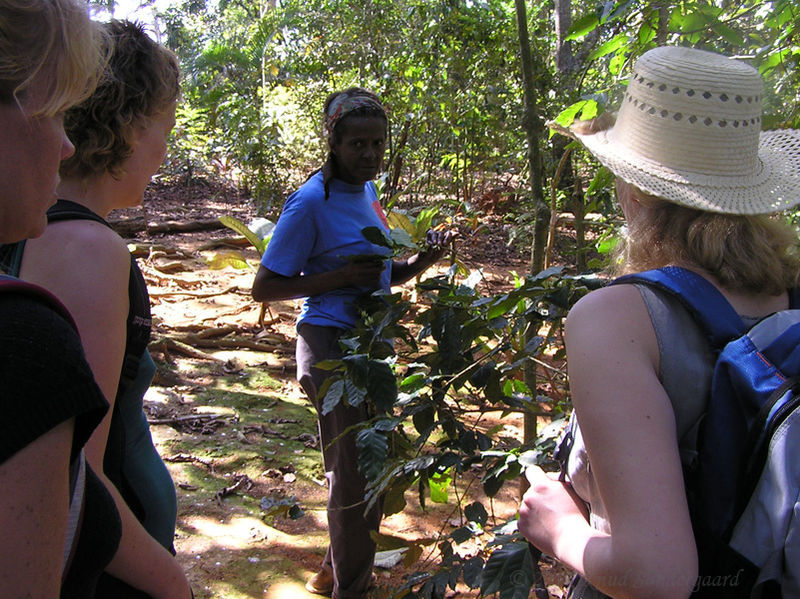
[0,0,106,116]
[614,185,800,294]
[60,20,180,180]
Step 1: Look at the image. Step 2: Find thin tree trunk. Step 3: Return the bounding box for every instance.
[515,2,548,276]
[655,0,670,44]
[553,0,587,272]
[389,118,411,198]
[515,0,549,448]
[515,18,551,586]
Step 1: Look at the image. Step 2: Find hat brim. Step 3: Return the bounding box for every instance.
[573,127,800,215]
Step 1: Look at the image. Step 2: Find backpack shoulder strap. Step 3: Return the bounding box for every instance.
[611,266,745,349]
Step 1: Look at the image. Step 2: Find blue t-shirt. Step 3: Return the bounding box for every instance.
[261,171,392,329]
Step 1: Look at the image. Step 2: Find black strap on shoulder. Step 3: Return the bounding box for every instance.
[38,201,144,391]
[46,199,110,227]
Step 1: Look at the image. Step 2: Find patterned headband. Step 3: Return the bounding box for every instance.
[324,94,386,139]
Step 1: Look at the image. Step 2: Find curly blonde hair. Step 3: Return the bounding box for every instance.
[59,20,179,180]
[0,0,106,116]
[615,184,800,294]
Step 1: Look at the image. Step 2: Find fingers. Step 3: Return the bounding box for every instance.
[525,465,547,486]
[425,228,458,249]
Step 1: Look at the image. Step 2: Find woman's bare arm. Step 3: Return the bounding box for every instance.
[520,284,697,599]
[0,419,73,599]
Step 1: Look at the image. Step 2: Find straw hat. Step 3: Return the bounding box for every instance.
[564,46,800,215]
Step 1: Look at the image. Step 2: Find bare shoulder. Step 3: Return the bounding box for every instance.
[565,282,659,371]
[26,219,130,275]
[21,219,130,304]
[566,282,651,335]
[47,218,127,254]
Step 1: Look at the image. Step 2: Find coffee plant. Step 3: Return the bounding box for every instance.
[317,236,594,599]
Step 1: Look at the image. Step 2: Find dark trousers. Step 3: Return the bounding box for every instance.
[297,324,381,599]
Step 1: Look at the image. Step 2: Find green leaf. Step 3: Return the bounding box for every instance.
[487,294,518,319]
[356,428,389,482]
[553,101,587,128]
[402,544,424,567]
[219,215,268,255]
[428,470,451,503]
[609,52,628,76]
[362,226,392,248]
[711,21,746,46]
[469,361,496,389]
[412,405,435,436]
[588,33,628,60]
[464,502,488,526]
[314,359,344,371]
[414,207,438,238]
[321,378,344,415]
[462,556,484,588]
[343,354,370,387]
[524,336,544,354]
[390,227,415,249]
[367,361,397,413]
[371,531,413,550]
[585,166,615,197]
[451,527,473,544]
[674,8,712,33]
[482,474,503,498]
[343,378,367,408]
[432,308,463,369]
[382,480,408,516]
[480,541,535,599]
[596,234,621,255]
[566,13,599,40]
[399,372,427,391]
[578,99,599,121]
[206,251,250,270]
[386,211,415,235]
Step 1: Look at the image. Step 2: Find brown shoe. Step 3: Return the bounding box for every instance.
[305,569,377,596]
[306,567,334,596]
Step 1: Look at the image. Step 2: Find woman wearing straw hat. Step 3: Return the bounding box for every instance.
[518,46,800,599]
[252,87,453,599]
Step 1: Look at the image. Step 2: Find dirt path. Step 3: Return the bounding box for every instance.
[123,180,572,599]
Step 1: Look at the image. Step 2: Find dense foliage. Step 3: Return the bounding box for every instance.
[318,255,593,599]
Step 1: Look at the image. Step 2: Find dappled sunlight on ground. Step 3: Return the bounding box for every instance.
[181,514,320,551]
[264,580,315,599]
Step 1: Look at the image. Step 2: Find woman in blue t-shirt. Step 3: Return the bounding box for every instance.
[253,88,452,599]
